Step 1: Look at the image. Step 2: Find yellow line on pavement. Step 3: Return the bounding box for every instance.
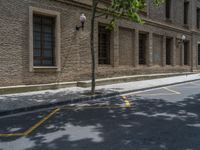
[0,133,24,137]
[0,108,60,137]
[162,87,181,95]
[23,108,60,136]
[121,96,131,108]
[124,100,131,107]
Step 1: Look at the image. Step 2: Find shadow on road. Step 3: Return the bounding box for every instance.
[1,93,200,150]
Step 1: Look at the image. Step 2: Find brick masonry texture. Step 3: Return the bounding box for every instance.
[0,0,200,87]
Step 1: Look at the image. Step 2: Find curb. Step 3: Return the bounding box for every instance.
[0,78,200,117]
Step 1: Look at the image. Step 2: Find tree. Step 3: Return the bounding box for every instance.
[90,0,164,94]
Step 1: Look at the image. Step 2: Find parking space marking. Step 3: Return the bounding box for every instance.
[0,108,60,137]
[121,96,131,108]
[162,87,181,95]
[121,86,182,97]
[189,82,199,86]
[24,108,60,136]
[0,133,24,137]
[121,87,169,97]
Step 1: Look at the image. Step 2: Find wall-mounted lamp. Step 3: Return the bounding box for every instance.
[177,35,186,47]
[76,13,86,31]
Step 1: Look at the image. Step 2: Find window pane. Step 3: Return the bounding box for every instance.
[43,17,53,25]
[33,15,55,66]
[34,32,41,41]
[44,33,52,42]
[43,60,53,66]
[98,25,111,65]
[139,33,147,65]
[34,49,41,57]
[34,40,41,49]
[44,50,53,57]
[44,41,53,49]
[43,25,52,33]
[198,45,200,65]
[33,24,41,32]
[34,59,41,66]
[33,16,41,24]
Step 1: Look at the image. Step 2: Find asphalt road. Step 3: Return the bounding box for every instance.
[1,81,200,150]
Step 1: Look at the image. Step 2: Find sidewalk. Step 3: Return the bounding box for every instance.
[0,73,200,116]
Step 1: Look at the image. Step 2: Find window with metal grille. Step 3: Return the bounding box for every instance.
[33,14,55,66]
[184,41,189,65]
[165,0,171,19]
[98,25,111,65]
[197,8,200,29]
[184,1,189,25]
[198,44,200,65]
[139,33,147,65]
[166,38,172,65]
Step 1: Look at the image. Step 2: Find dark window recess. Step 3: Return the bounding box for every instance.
[184,41,189,65]
[33,14,55,66]
[198,44,200,65]
[165,0,171,19]
[184,1,189,25]
[139,33,147,65]
[166,38,172,65]
[197,8,200,29]
[98,25,111,64]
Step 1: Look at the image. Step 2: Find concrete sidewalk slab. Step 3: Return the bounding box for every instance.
[0,73,200,116]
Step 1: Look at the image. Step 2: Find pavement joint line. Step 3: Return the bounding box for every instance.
[23,108,60,136]
[162,87,181,95]
[0,108,60,137]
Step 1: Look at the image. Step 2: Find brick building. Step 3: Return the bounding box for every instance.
[0,0,200,87]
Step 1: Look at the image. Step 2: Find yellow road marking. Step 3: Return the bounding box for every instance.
[121,96,131,108]
[0,133,24,137]
[24,108,60,136]
[0,108,60,137]
[121,96,127,100]
[124,100,131,107]
[0,98,134,138]
[162,87,181,95]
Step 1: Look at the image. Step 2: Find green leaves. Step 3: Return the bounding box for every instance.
[104,0,163,29]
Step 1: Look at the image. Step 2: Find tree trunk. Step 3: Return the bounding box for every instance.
[90,0,98,94]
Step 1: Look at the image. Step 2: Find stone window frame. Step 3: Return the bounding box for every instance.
[29,6,61,72]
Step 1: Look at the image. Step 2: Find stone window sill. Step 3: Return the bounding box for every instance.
[165,19,172,24]
[33,66,59,73]
[183,24,189,29]
[98,64,113,68]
